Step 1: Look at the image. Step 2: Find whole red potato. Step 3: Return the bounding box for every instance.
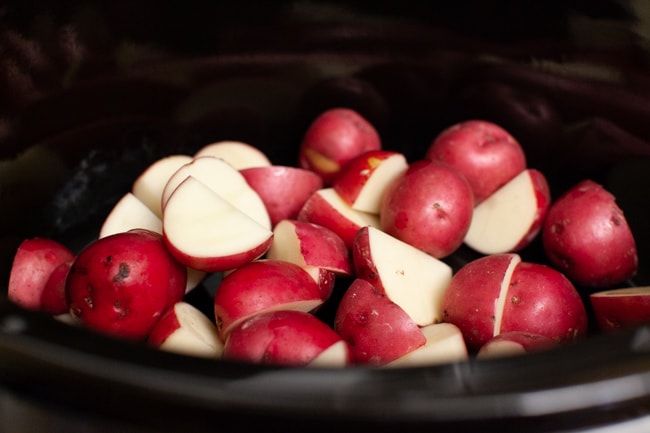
[298,108,381,185]
[380,159,474,258]
[542,179,638,288]
[240,165,323,227]
[425,119,527,204]
[66,229,187,341]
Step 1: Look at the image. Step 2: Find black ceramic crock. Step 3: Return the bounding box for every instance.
[2,2,650,432]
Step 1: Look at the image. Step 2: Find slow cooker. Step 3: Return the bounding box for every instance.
[2,2,650,432]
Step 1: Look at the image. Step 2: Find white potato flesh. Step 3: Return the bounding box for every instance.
[159,303,224,358]
[492,254,523,338]
[163,176,272,259]
[99,192,163,238]
[162,156,271,229]
[384,323,468,368]
[307,341,351,368]
[351,153,408,214]
[193,140,272,169]
[266,220,309,266]
[591,287,650,297]
[464,170,538,254]
[476,340,527,359]
[54,313,81,326]
[367,226,452,326]
[319,188,381,228]
[132,154,193,218]
[185,267,207,294]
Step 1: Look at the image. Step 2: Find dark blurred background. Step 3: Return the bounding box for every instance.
[1,0,649,282]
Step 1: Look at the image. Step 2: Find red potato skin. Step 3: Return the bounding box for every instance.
[40,261,73,315]
[8,238,76,311]
[299,108,382,185]
[379,160,474,258]
[590,290,650,334]
[334,278,426,365]
[332,149,405,205]
[163,234,273,273]
[315,268,336,301]
[351,226,382,287]
[223,310,350,366]
[147,304,182,348]
[425,120,527,204]
[240,166,324,227]
[441,254,521,351]
[292,220,352,275]
[542,179,638,288]
[301,265,337,301]
[297,190,366,249]
[500,262,588,344]
[213,259,323,340]
[66,229,187,341]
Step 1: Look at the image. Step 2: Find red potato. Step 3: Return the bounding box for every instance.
[54,313,81,326]
[193,140,272,169]
[307,340,353,368]
[476,331,559,359]
[334,278,426,366]
[148,302,224,358]
[162,176,273,273]
[379,159,474,258]
[266,219,352,276]
[441,253,522,351]
[213,259,324,340]
[542,179,638,288]
[299,108,382,185]
[99,192,163,239]
[300,265,337,302]
[425,119,527,204]
[66,229,187,341]
[100,192,206,293]
[240,165,323,227]
[297,187,381,249]
[223,310,352,367]
[499,261,588,343]
[40,260,73,315]
[184,267,209,295]
[590,287,650,333]
[352,226,453,326]
[331,150,408,214]
[463,168,551,255]
[161,155,271,230]
[384,323,468,368]
[8,237,76,311]
[220,264,335,303]
[132,154,193,218]
[442,253,588,351]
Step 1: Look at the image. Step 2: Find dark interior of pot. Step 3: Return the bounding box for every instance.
[2,2,650,432]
